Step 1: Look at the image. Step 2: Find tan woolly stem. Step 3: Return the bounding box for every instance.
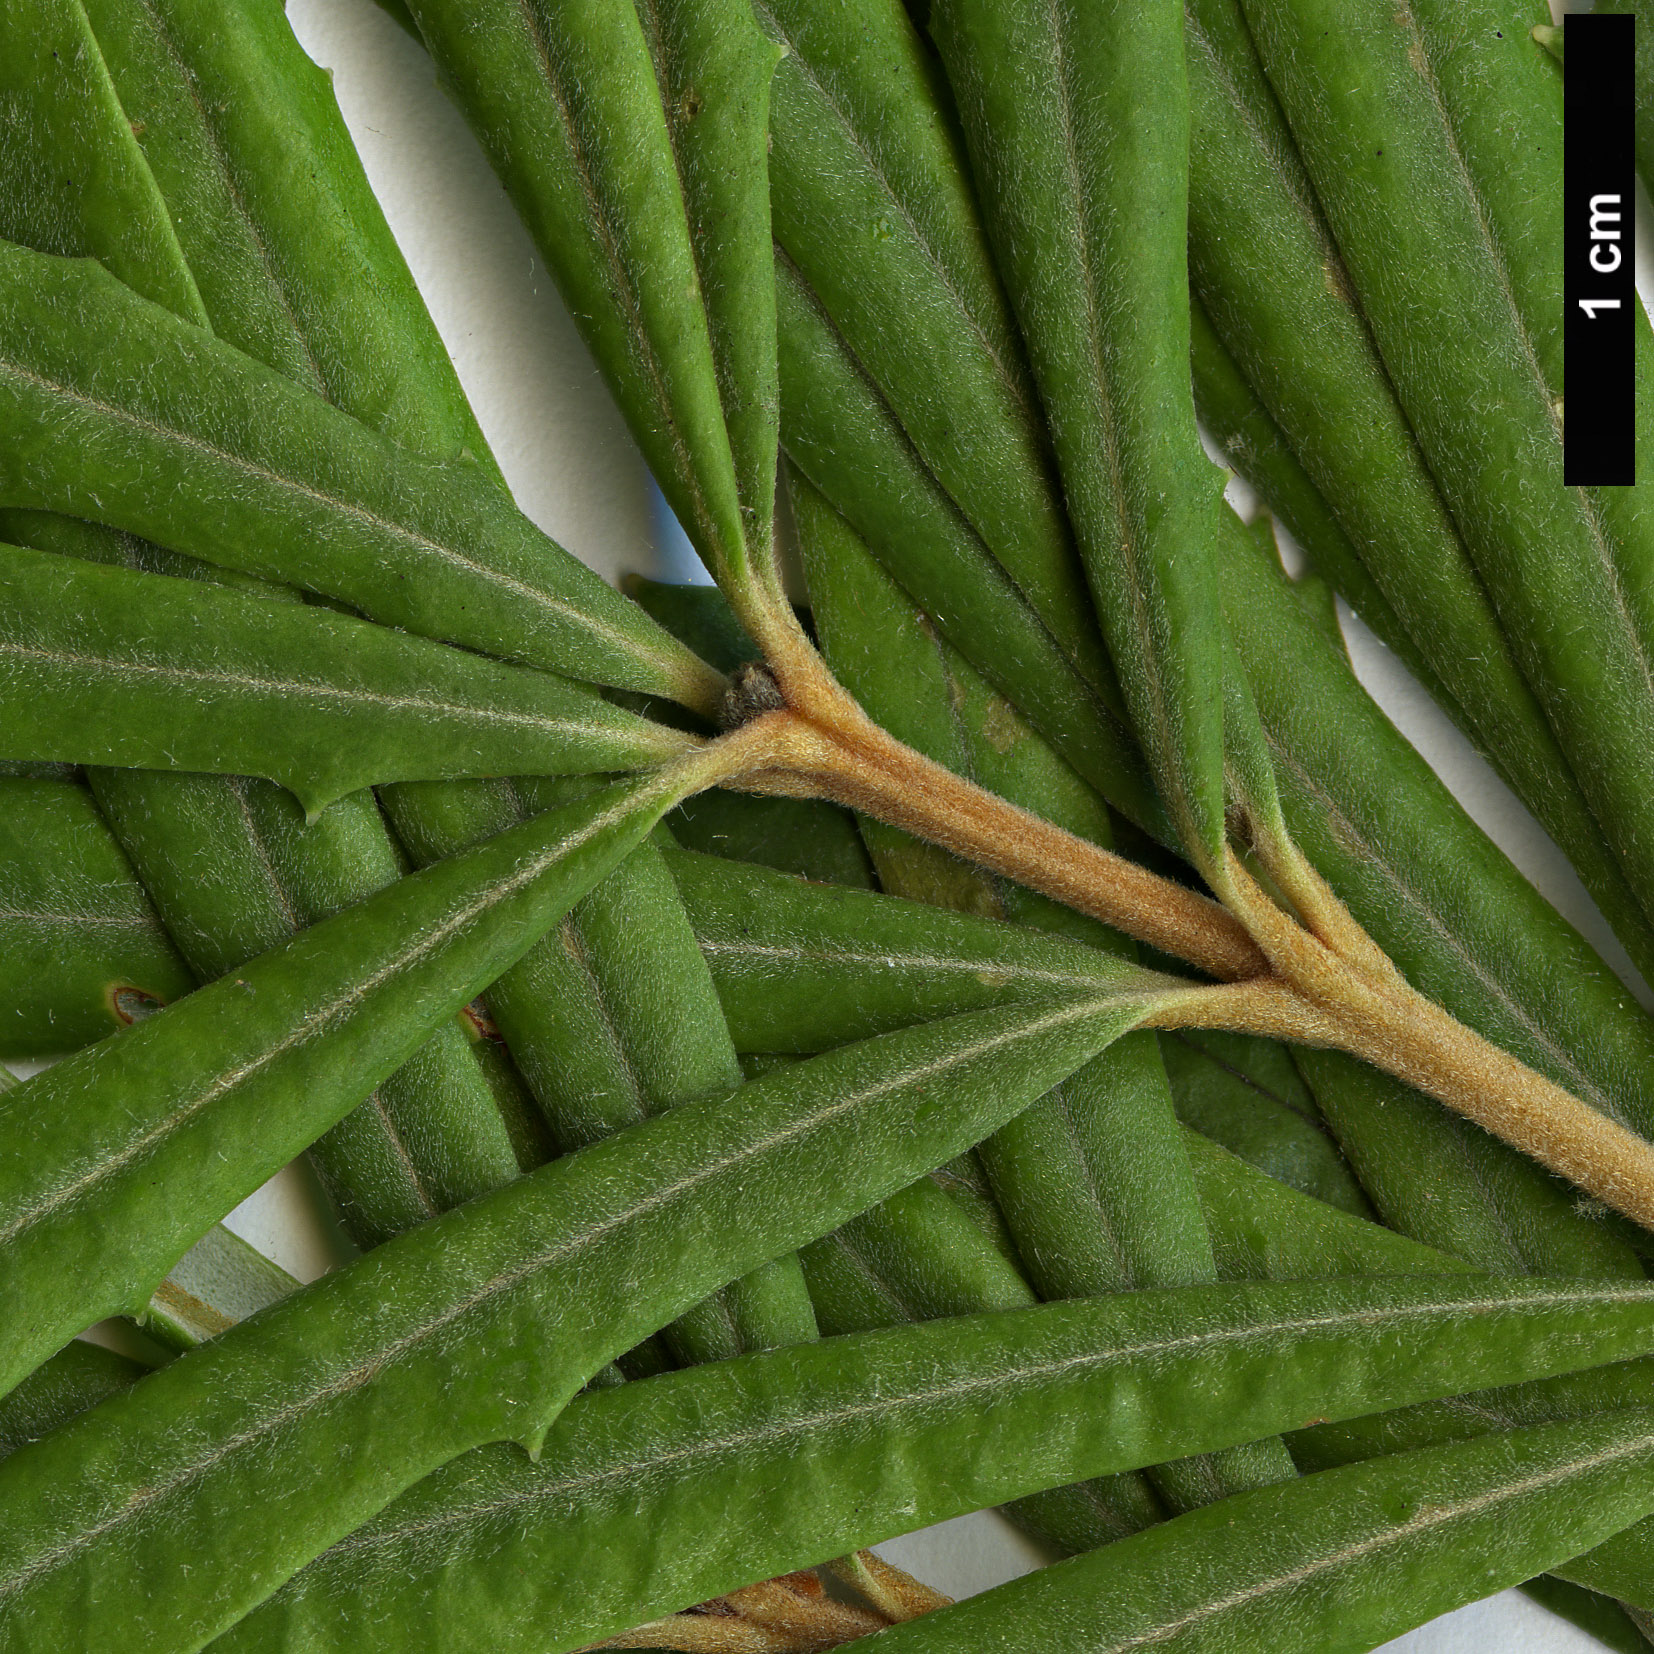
[1345,980,1654,1229]
[586,1558,932,1652]
[719,701,1265,983]
[1137,858,1654,1229]
[673,667,1654,1232]
[1136,979,1347,1048]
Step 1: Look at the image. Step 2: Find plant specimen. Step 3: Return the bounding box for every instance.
[0,0,1651,1648]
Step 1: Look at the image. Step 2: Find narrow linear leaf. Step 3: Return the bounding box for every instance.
[0,772,191,1056]
[1189,298,1459,712]
[669,845,1136,1052]
[762,0,1654,1222]
[867,1410,1654,1653]
[794,1091,1165,1554]
[204,1276,1654,1654]
[1292,1353,1654,1614]
[760,0,1111,699]
[633,0,783,558]
[0,985,1162,1649]
[79,0,498,474]
[0,770,684,1398]
[0,1342,148,1463]
[1219,517,1654,1146]
[4,0,548,1249]
[1184,0,1654,980]
[0,243,722,712]
[1297,1043,1644,1282]
[0,543,692,814]
[774,249,1166,838]
[0,0,204,322]
[931,0,1233,872]
[797,463,1294,1508]
[1161,1029,1373,1220]
[402,0,768,601]
[1240,0,1654,940]
[1519,1577,1654,1654]
[1183,1127,1471,1286]
[384,779,820,1364]
[86,764,533,1245]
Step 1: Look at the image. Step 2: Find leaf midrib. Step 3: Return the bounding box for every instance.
[0,995,1124,1602]
[304,1282,1654,1565]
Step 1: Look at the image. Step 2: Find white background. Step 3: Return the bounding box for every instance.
[45,0,1654,1645]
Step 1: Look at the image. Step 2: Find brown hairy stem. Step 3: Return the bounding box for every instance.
[822,1553,952,1621]
[1141,975,1654,1229]
[714,701,1265,983]
[679,664,1654,1232]
[1340,979,1654,1230]
[586,1556,937,1652]
[1136,979,1347,1048]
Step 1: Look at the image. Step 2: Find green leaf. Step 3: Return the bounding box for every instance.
[670,846,1136,1052]
[1219,518,1654,1153]
[930,0,1232,874]
[0,0,204,323]
[800,1170,1036,1338]
[774,241,1166,841]
[0,543,691,814]
[623,572,761,675]
[1184,1128,1471,1286]
[1202,1083,1654,1608]
[797,462,1294,1507]
[83,762,534,1247]
[1196,1119,1654,1607]
[760,0,1654,1261]
[1160,1030,1374,1220]
[1190,299,1459,712]
[1240,0,1654,944]
[385,781,819,1365]
[0,243,722,712]
[1291,1354,1654,1613]
[667,790,879,887]
[1519,1577,1654,1654]
[1184,0,1654,982]
[798,1128,1166,1554]
[0,1342,148,1463]
[1298,1046,1644,1281]
[0,770,685,1398]
[634,0,783,557]
[0,986,1161,1648]
[78,0,498,477]
[0,772,192,1057]
[867,1409,1654,1652]
[1221,520,1651,1288]
[760,0,1110,701]
[403,0,780,606]
[4,0,559,1252]
[207,1276,1654,1654]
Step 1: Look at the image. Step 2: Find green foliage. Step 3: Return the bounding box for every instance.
[0,541,686,812]
[0,245,719,709]
[5,0,1654,1645]
[0,774,681,1398]
[0,775,192,1056]
[870,1409,1654,1652]
[205,1276,1654,1654]
[0,986,1162,1648]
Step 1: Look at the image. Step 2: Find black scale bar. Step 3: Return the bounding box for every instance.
[1565,12,1637,487]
